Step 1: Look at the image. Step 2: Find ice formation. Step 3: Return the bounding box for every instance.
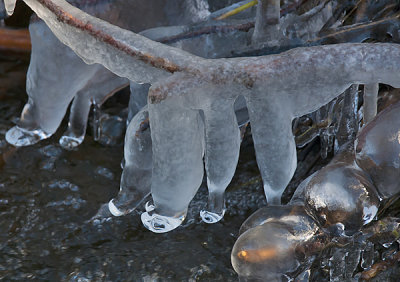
[232,100,400,280]
[5,0,400,233]
[76,0,338,221]
[231,205,320,280]
[5,0,210,149]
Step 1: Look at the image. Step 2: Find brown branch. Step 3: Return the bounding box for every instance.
[35,0,181,73]
[0,27,31,51]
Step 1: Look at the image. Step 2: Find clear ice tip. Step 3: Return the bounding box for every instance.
[141,202,186,233]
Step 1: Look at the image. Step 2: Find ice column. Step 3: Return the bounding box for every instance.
[252,0,280,44]
[200,98,240,223]
[335,84,359,151]
[363,83,379,124]
[109,107,152,216]
[142,79,205,233]
[6,21,97,146]
[245,94,296,205]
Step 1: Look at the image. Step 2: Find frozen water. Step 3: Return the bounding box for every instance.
[334,84,360,152]
[239,204,312,235]
[10,0,400,232]
[363,83,379,124]
[252,0,280,44]
[6,0,210,149]
[304,148,380,236]
[92,107,152,219]
[4,0,15,16]
[231,205,319,280]
[356,101,400,200]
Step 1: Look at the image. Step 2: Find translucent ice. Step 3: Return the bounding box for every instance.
[9,0,400,232]
[304,148,380,236]
[232,103,400,279]
[356,101,400,200]
[6,0,210,149]
[231,205,319,281]
[102,107,152,217]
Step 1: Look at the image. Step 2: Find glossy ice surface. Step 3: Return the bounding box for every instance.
[232,205,319,281]
[304,149,380,236]
[232,100,400,280]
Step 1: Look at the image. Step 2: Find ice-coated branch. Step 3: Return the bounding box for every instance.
[18,0,207,83]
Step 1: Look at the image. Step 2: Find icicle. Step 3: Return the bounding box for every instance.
[363,83,379,124]
[252,0,280,44]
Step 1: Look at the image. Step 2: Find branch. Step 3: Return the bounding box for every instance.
[18,0,207,83]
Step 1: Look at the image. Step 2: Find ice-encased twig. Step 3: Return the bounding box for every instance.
[20,0,206,84]
[13,0,400,232]
[146,43,400,230]
[7,0,211,149]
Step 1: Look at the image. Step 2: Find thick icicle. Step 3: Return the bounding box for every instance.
[6,21,99,146]
[142,75,205,233]
[60,67,128,149]
[245,94,296,204]
[110,107,152,216]
[334,84,359,151]
[200,98,240,223]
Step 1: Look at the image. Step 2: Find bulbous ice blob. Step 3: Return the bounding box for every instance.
[239,205,310,235]
[305,150,380,236]
[232,205,319,281]
[356,101,400,199]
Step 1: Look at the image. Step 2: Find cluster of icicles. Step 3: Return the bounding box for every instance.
[2,0,400,279]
